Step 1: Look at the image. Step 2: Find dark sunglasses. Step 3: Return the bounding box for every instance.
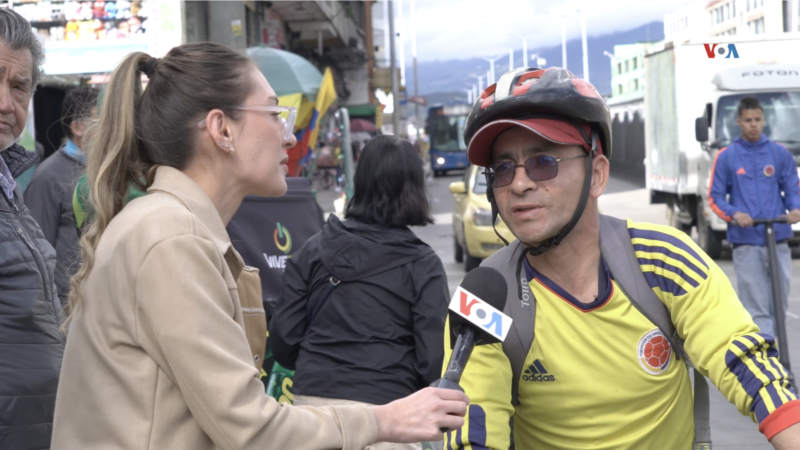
[484,154,589,188]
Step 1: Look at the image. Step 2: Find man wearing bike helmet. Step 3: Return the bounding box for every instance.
[443,67,800,450]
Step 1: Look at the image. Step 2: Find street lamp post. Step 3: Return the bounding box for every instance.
[464,88,473,104]
[580,8,589,82]
[469,73,485,92]
[561,15,567,70]
[513,32,537,70]
[411,0,419,142]
[483,54,504,85]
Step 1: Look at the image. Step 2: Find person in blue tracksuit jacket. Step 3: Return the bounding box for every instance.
[709,96,800,338]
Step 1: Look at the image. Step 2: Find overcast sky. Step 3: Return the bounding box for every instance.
[387,0,689,62]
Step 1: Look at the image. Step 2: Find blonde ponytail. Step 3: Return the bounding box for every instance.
[64,52,151,330]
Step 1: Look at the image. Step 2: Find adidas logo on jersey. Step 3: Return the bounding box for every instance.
[522,360,556,382]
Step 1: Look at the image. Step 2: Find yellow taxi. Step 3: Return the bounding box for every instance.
[450,165,515,271]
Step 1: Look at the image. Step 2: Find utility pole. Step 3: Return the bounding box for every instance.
[411,0,419,142]
[365,1,375,104]
[397,0,406,87]
[581,8,589,82]
[205,2,247,53]
[388,0,400,134]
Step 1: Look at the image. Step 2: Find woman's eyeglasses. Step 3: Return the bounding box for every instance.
[197,106,297,141]
[484,154,588,188]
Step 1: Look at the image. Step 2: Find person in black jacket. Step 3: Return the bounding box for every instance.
[272,135,449,450]
[0,8,64,450]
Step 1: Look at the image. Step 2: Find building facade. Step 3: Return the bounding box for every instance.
[606,42,658,180]
[665,0,799,42]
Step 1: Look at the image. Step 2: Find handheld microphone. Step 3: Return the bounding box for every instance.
[430,267,510,431]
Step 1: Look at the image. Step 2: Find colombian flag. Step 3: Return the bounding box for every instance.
[285,68,337,176]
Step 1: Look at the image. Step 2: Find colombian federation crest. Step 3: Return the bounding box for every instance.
[764,165,775,177]
[638,329,672,375]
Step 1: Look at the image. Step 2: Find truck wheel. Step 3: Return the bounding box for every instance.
[668,204,692,234]
[454,235,464,263]
[464,250,481,272]
[697,211,723,260]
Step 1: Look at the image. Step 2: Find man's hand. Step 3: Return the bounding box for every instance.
[371,387,469,443]
[771,421,800,449]
[785,209,800,225]
[733,211,754,227]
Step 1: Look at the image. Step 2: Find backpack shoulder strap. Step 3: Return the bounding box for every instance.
[598,214,711,449]
[480,240,533,406]
[599,215,682,352]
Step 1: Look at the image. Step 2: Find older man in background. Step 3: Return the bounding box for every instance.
[0,8,65,450]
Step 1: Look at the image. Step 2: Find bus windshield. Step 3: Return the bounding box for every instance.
[429,114,468,152]
[716,92,800,148]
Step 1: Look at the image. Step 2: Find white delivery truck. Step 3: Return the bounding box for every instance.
[644,35,800,259]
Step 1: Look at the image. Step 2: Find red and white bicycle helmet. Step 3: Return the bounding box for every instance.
[464,67,612,256]
[465,66,611,166]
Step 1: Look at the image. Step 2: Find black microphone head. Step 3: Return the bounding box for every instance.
[459,267,508,312]
[450,267,509,347]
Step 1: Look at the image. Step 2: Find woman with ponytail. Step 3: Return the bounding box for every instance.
[51,43,467,450]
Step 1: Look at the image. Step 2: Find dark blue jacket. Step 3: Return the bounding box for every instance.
[709,134,800,246]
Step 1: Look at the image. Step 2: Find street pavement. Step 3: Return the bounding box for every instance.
[314,171,799,449]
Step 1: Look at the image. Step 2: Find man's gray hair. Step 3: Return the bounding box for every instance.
[0,8,43,87]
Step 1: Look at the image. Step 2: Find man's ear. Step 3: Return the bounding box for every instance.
[590,154,609,198]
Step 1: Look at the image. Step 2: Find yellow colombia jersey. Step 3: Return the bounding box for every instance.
[444,220,799,450]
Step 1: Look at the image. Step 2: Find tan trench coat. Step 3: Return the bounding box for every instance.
[52,166,377,449]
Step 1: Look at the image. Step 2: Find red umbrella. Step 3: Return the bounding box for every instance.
[350,118,377,133]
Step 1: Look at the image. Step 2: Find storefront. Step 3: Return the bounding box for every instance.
[4,0,182,158]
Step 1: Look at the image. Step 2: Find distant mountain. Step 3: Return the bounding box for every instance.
[405,20,665,102]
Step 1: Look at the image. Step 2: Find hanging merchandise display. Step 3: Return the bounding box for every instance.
[3,0,182,76]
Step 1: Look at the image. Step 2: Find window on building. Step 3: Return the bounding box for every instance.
[749,17,765,34]
[725,3,730,20]
[732,1,735,17]
[634,79,639,91]
[617,84,624,95]
[617,62,622,74]
[625,60,629,72]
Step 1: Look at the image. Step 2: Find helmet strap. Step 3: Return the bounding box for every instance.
[485,178,510,246]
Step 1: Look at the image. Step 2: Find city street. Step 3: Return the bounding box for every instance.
[316,171,800,450]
